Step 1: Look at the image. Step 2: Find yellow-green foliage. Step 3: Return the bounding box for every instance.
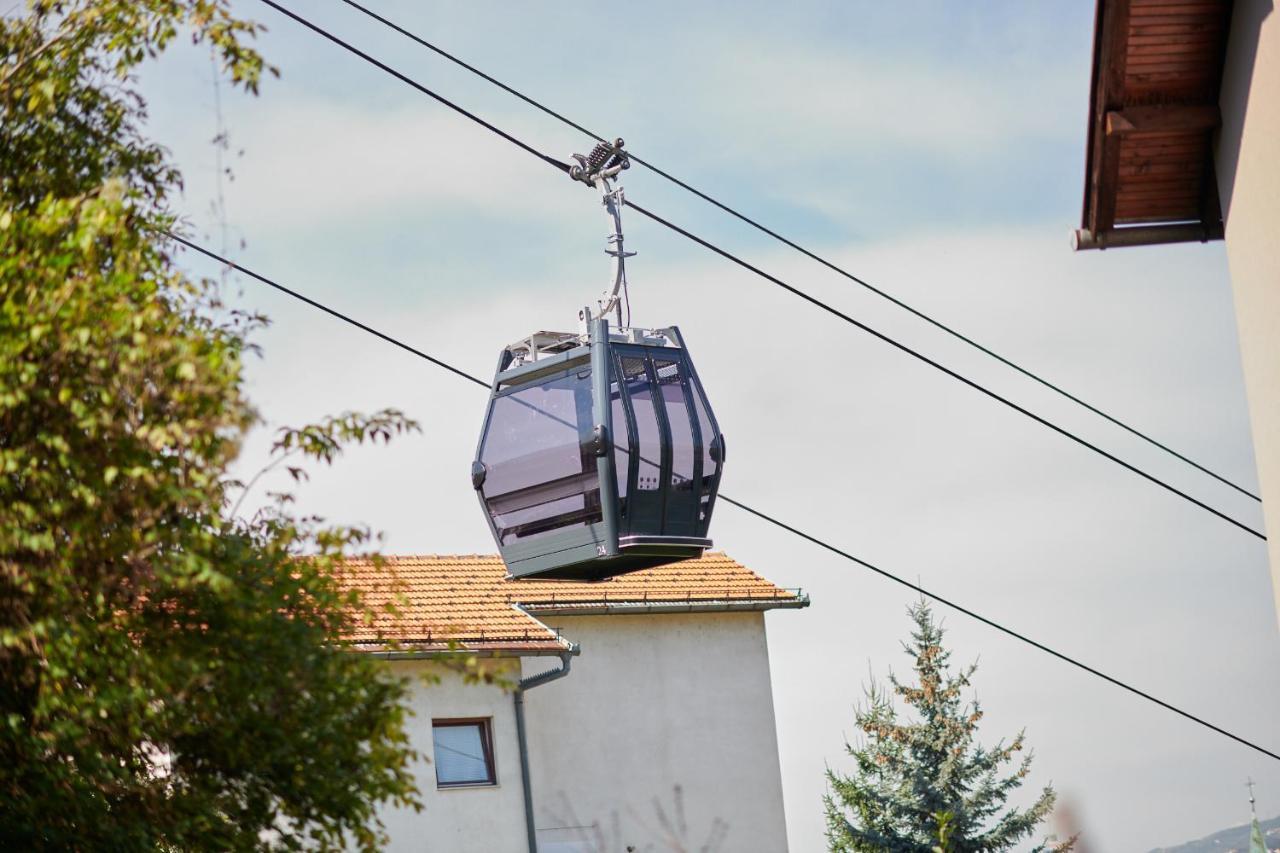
[1,3,425,849]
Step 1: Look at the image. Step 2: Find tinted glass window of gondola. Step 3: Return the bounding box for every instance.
[656,357,698,535]
[690,378,718,522]
[609,376,631,512]
[479,368,600,544]
[656,359,695,490]
[620,357,662,493]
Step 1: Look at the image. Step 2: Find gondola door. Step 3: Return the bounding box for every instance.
[612,346,704,541]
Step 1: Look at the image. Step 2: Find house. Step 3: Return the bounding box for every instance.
[1072,0,1280,622]
[335,552,808,853]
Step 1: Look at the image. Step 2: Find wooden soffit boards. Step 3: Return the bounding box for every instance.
[1077,0,1232,249]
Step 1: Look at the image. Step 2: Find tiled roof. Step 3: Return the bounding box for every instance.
[333,552,805,654]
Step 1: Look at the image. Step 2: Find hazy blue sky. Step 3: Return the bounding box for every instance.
[140,1,1279,849]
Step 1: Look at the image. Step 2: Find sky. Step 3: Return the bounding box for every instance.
[136,1,1280,849]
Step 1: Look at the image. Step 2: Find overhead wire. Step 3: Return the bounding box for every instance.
[168,233,1280,764]
[624,200,1265,541]
[251,0,1265,541]
[336,0,1260,504]
[253,0,568,176]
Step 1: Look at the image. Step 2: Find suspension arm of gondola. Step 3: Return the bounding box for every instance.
[570,139,634,326]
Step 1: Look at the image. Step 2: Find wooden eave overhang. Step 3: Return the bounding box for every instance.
[1075,0,1233,250]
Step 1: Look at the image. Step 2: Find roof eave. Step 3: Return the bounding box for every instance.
[1080,0,1108,231]
[353,641,579,659]
[520,595,811,617]
[1075,0,1231,250]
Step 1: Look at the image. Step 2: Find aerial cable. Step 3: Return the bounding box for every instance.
[167,233,1280,764]
[335,0,1260,504]
[254,0,570,176]
[251,0,1265,541]
[624,201,1266,542]
[171,232,485,388]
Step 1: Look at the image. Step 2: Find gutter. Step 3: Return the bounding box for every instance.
[521,595,810,617]
[514,645,578,853]
[1071,222,1223,251]
[358,645,572,660]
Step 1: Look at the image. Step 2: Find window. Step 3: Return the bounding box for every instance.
[654,358,695,491]
[689,375,719,522]
[432,719,496,788]
[609,374,631,505]
[619,356,662,492]
[479,366,602,544]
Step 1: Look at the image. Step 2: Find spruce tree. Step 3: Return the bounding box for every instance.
[824,601,1071,853]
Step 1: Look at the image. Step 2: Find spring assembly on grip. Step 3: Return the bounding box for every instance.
[570,138,629,184]
[586,142,612,171]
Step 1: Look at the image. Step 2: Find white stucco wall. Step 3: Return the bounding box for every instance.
[371,611,791,852]
[522,612,790,853]
[376,659,529,853]
[1215,0,1280,624]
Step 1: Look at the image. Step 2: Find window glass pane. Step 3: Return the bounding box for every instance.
[620,357,661,492]
[609,372,630,508]
[481,371,586,494]
[433,723,492,786]
[690,380,718,521]
[655,359,695,492]
[479,368,601,544]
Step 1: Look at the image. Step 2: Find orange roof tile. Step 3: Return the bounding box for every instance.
[332,552,805,654]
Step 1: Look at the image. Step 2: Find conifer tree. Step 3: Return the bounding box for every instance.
[824,601,1071,853]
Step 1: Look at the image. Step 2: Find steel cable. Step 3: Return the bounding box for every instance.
[251,0,1265,541]
[336,0,1260,504]
[169,233,1280,763]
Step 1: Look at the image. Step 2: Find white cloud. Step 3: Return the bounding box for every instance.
[172,98,586,237]
[200,222,1279,853]
[145,7,1280,847]
[691,33,1079,163]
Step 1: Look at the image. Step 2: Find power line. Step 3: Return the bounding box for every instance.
[168,233,484,388]
[335,0,1260,504]
[254,0,568,177]
[625,201,1265,542]
[718,495,1280,763]
[250,0,1265,541]
[169,234,1280,764]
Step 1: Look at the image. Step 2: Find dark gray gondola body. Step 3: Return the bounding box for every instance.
[472,318,723,581]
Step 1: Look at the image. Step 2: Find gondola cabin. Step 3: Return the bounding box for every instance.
[472,318,723,580]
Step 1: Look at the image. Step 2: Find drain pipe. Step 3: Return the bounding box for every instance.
[514,647,577,853]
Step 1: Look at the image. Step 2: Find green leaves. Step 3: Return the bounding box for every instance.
[824,602,1072,853]
[1,3,421,850]
[272,409,422,466]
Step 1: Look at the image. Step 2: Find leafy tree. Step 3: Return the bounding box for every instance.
[824,601,1072,853]
[1,2,428,849]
